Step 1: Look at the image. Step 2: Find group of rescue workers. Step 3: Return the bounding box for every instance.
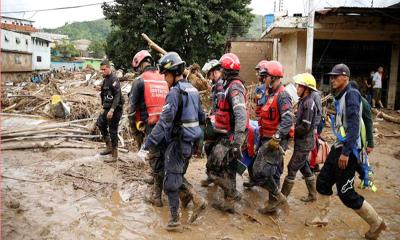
[95,50,386,239]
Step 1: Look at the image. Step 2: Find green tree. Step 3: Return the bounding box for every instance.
[88,40,106,58]
[53,40,80,58]
[102,0,253,70]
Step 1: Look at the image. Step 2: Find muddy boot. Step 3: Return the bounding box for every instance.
[305,194,330,227]
[200,177,213,187]
[105,147,118,163]
[165,211,182,232]
[355,200,387,240]
[301,176,317,202]
[281,178,295,197]
[100,136,112,155]
[258,191,288,215]
[189,190,207,223]
[243,180,256,188]
[145,173,163,207]
[179,188,192,208]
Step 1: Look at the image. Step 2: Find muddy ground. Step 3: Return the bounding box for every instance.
[2,116,400,240]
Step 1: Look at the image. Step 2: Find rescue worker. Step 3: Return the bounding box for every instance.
[97,59,124,162]
[201,59,224,187]
[141,52,207,230]
[307,64,386,240]
[208,53,248,213]
[253,60,270,120]
[128,50,169,207]
[252,60,293,215]
[281,73,318,202]
[243,60,270,188]
[202,59,223,114]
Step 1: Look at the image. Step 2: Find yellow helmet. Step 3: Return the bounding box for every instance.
[293,73,317,91]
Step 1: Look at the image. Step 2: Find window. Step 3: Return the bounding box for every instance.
[15,55,22,64]
[16,37,21,44]
[37,56,42,62]
[26,39,28,45]
[4,35,9,42]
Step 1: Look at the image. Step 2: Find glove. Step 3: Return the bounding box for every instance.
[137,143,149,162]
[230,143,243,160]
[266,135,280,151]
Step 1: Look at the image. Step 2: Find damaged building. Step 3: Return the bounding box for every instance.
[262,6,400,109]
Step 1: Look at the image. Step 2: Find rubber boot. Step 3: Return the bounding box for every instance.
[355,200,387,240]
[145,173,163,207]
[188,189,207,223]
[305,194,330,227]
[179,188,192,208]
[300,176,317,202]
[104,147,118,163]
[243,180,256,188]
[258,191,288,215]
[281,178,295,197]
[165,210,181,232]
[100,136,112,155]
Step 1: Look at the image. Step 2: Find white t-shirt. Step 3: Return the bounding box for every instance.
[373,72,382,89]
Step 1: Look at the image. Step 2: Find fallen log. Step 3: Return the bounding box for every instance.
[1,127,90,138]
[0,112,45,118]
[372,109,400,124]
[0,117,97,135]
[2,134,101,143]
[1,142,95,150]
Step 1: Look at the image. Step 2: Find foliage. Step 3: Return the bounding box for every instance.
[52,40,80,58]
[102,0,253,70]
[43,19,111,42]
[87,40,106,58]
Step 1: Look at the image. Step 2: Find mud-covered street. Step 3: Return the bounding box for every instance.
[2,115,400,240]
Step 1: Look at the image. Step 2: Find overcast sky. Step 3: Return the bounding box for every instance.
[2,0,399,29]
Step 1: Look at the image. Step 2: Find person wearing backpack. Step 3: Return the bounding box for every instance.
[280,73,318,202]
[140,52,207,231]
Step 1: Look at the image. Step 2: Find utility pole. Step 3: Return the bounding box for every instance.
[305,0,315,73]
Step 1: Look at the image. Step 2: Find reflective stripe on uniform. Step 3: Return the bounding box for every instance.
[233,103,246,110]
[182,121,199,128]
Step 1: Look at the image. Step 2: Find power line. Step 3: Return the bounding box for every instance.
[1,1,114,14]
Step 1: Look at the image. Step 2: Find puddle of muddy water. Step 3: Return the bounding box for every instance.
[2,136,400,239]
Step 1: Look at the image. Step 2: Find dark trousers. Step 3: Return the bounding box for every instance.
[96,107,123,147]
[208,140,238,199]
[252,143,284,194]
[317,146,365,210]
[163,140,193,215]
[286,150,313,180]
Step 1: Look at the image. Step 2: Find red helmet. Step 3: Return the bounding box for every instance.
[255,60,269,70]
[219,53,240,71]
[132,50,152,68]
[261,60,283,77]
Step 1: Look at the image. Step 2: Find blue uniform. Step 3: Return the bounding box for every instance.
[144,79,205,215]
[317,84,365,209]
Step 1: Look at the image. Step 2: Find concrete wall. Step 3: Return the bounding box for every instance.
[1,72,32,83]
[50,61,84,71]
[31,37,51,71]
[1,29,32,53]
[1,51,32,72]
[230,40,273,84]
[278,32,306,84]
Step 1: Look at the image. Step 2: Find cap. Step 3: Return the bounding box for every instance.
[327,63,350,77]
